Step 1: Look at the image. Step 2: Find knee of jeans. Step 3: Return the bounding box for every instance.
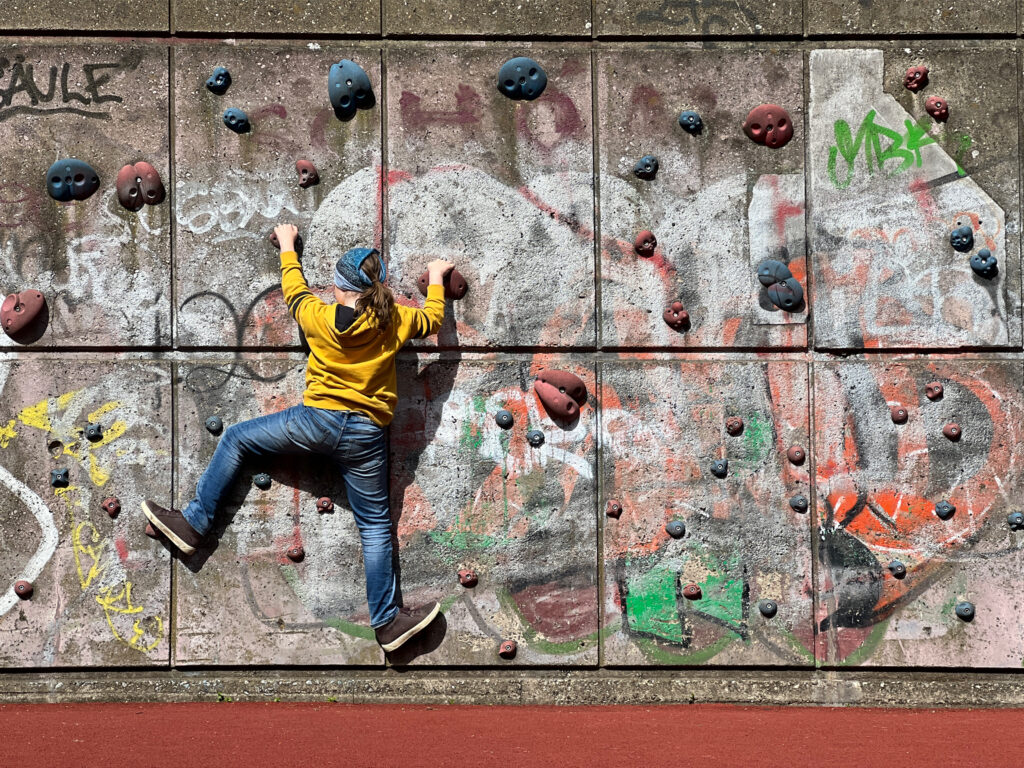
[222,423,242,445]
[359,526,394,551]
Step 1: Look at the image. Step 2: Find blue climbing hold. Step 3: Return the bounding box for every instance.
[328,59,374,120]
[935,500,956,520]
[495,410,514,429]
[955,601,975,621]
[1007,511,1024,530]
[526,429,544,447]
[665,520,686,538]
[496,57,547,101]
[950,225,974,252]
[206,67,231,95]
[768,277,804,311]
[758,600,778,618]
[222,108,250,133]
[678,110,703,134]
[888,560,907,578]
[50,468,69,488]
[710,458,728,478]
[46,159,100,202]
[757,259,792,287]
[253,473,272,490]
[85,423,102,442]
[970,248,998,278]
[789,495,808,513]
[205,416,223,435]
[633,155,659,180]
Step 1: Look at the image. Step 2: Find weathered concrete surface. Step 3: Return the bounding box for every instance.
[384,0,592,36]
[806,0,1014,36]
[175,44,382,349]
[174,357,382,665]
[387,357,597,665]
[0,360,172,667]
[809,48,1021,350]
[595,0,801,36]
[597,49,806,349]
[173,0,379,34]
[379,45,595,349]
[0,44,171,348]
[601,361,812,665]
[814,361,1024,667]
[0,2,168,31]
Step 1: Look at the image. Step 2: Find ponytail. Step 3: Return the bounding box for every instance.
[356,251,395,330]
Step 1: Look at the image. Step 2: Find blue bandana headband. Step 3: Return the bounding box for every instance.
[334,247,386,292]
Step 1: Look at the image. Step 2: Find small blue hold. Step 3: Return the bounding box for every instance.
[1007,511,1024,530]
[46,159,100,202]
[206,67,231,95]
[955,601,975,621]
[205,416,224,435]
[789,495,808,513]
[950,225,974,253]
[665,520,686,538]
[328,59,374,120]
[678,110,703,135]
[50,468,69,488]
[253,473,272,490]
[888,560,907,578]
[935,500,956,520]
[970,248,998,279]
[222,108,250,133]
[495,410,514,429]
[758,600,778,618]
[496,57,547,101]
[633,155,659,180]
[710,458,728,478]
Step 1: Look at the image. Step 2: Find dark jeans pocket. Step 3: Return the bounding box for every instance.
[285,406,335,452]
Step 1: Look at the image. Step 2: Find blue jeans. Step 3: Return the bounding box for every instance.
[182,405,399,629]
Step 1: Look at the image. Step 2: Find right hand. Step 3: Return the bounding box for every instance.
[426,259,455,284]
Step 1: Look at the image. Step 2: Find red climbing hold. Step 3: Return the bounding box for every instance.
[1,290,46,338]
[903,65,929,92]
[663,301,689,331]
[115,161,166,212]
[534,370,587,422]
[458,569,478,588]
[606,500,623,518]
[633,230,657,258]
[890,406,908,424]
[726,417,744,436]
[925,382,944,401]
[682,583,702,600]
[925,96,949,122]
[536,370,587,405]
[144,523,159,539]
[14,580,33,599]
[742,104,794,149]
[287,546,305,562]
[417,268,468,300]
[295,159,320,188]
[498,640,517,659]
[943,423,962,441]
[317,497,334,513]
[787,445,806,465]
[101,497,121,517]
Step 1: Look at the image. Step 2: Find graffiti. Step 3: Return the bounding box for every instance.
[399,84,481,128]
[176,177,301,241]
[635,0,757,33]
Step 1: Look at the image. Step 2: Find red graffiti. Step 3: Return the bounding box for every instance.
[399,84,481,128]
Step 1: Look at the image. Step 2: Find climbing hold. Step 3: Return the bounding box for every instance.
[145,523,158,539]
[971,249,998,278]
[536,369,588,405]
[633,155,659,180]
[316,496,334,513]
[925,382,944,401]
[955,601,975,622]
[758,600,777,618]
[935,500,956,520]
[678,110,703,134]
[417,268,469,300]
[1007,511,1024,530]
[495,410,514,429]
[534,370,587,422]
[268,231,304,253]
[101,497,121,517]
[205,416,223,435]
[888,560,907,579]
[943,423,962,441]
[890,406,908,424]
[115,161,165,211]
[286,545,305,562]
[526,429,545,447]
[682,583,702,600]
[633,230,657,257]
[949,225,973,253]
[606,500,622,519]
[786,445,806,465]
[925,95,949,122]
[725,417,744,436]
[253,473,272,490]
[329,59,375,120]
[757,259,792,287]
[295,159,320,189]
[663,301,689,332]
[206,67,231,94]
[458,570,478,588]
[742,104,794,149]
[50,468,69,488]
[789,495,808,514]
[665,520,686,539]
[767,277,804,311]
[85,423,103,442]
[222,108,250,133]
[498,640,518,659]
[1,290,46,338]
[496,57,547,101]
[46,159,100,202]
[903,65,929,92]
[14,580,33,599]
[710,458,728,478]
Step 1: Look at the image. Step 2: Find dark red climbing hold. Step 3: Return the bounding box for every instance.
[458,570,478,588]
[925,95,948,122]
[971,249,998,278]
[943,423,962,441]
[1,290,46,338]
[46,159,100,202]
[287,545,305,562]
[268,230,303,253]
[742,104,793,149]
[101,497,121,518]
[663,301,689,332]
[115,162,165,212]
[534,370,587,422]
[726,417,744,436]
[206,67,231,95]
[317,497,334,513]
[633,155,659,180]
[223,108,250,133]
[295,159,320,189]
[787,445,806,465]
[497,57,547,101]
[498,640,517,659]
[417,268,468,300]
[14,580,33,599]
[903,65,929,92]
[682,583,702,600]
[606,500,622,518]
[890,406,908,424]
[537,370,587,405]
[633,230,657,258]
[925,382,944,401]
[145,523,159,539]
[329,59,375,120]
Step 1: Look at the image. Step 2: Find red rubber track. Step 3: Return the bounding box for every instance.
[2,702,1022,767]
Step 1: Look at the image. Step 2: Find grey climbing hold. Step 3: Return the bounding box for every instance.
[710,458,728,478]
[955,601,975,622]
[206,67,231,95]
[888,560,907,579]
[46,159,100,202]
[495,410,514,429]
[789,495,808,514]
[757,259,792,286]
[205,416,223,435]
[526,429,544,447]
[935,500,956,520]
[970,249,998,279]
[85,423,102,442]
[950,225,974,253]
[633,155,659,180]
[758,600,778,618]
[496,56,547,101]
[1007,511,1024,530]
[329,59,375,120]
[678,110,703,134]
[665,520,686,538]
[767,277,804,311]
[223,108,250,133]
[50,468,69,488]
[254,473,272,490]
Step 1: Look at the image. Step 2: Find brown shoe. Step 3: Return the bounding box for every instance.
[142,500,203,555]
[374,602,440,652]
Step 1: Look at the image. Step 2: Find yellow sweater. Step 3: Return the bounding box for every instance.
[280,250,446,426]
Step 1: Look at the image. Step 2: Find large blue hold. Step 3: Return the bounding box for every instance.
[329,59,374,120]
[950,225,973,252]
[497,57,547,101]
[46,159,100,202]
[222,108,250,133]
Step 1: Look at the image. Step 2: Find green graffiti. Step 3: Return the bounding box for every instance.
[625,566,684,643]
[635,634,735,665]
[740,412,771,469]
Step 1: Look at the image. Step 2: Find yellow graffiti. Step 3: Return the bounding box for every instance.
[72,520,109,590]
[0,419,16,448]
[95,582,163,653]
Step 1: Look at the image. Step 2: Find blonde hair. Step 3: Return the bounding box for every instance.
[355,251,395,330]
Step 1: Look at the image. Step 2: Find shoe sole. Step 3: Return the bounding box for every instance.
[380,603,441,652]
[142,501,197,556]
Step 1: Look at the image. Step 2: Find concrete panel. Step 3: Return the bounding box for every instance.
[385,0,591,36]
[807,0,1014,35]
[601,361,813,665]
[595,0,801,36]
[373,45,595,349]
[814,361,1024,668]
[174,357,382,665]
[174,45,382,348]
[388,357,598,665]
[173,0,378,34]
[809,48,1021,350]
[0,360,172,667]
[0,44,171,348]
[597,50,806,349]
[0,1,167,31]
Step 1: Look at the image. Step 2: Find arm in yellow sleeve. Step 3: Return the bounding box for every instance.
[280,250,326,335]
[417,283,447,338]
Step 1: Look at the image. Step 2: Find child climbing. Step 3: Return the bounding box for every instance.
[143,223,453,653]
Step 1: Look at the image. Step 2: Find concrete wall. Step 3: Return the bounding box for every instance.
[3,2,1024,703]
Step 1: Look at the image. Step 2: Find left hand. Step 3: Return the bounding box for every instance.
[274,223,298,252]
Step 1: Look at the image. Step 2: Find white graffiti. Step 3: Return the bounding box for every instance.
[0,462,58,618]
